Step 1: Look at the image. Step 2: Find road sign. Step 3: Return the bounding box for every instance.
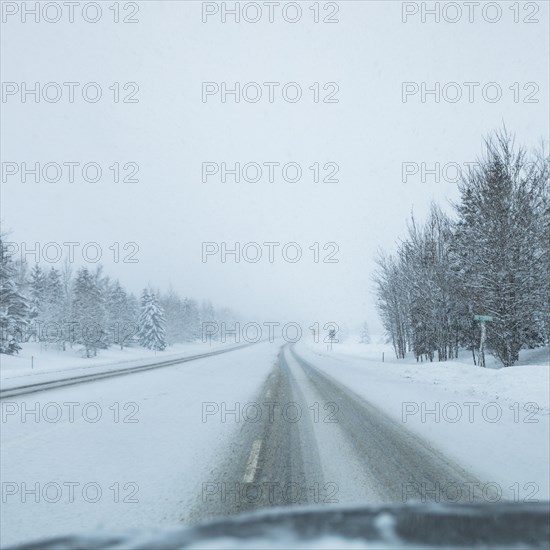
[474,315,494,322]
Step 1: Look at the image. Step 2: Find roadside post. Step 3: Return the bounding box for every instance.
[473,315,494,367]
[328,329,337,351]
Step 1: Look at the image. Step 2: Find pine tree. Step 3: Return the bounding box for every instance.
[126,293,139,344]
[0,238,29,354]
[138,290,166,351]
[160,287,185,345]
[42,267,65,349]
[107,280,137,349]
[60,261,73,350]
[28,264,47,341]
[71,267,105,357]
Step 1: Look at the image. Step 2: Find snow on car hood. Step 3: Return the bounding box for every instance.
[7,502,550,549]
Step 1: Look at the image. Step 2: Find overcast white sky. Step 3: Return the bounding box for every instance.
[1,0,549,333]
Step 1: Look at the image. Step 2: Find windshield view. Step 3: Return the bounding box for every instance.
[1,1,549,549]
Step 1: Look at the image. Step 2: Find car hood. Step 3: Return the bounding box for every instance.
[7,502,550,549]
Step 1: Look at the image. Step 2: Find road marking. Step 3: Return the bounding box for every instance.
[243,439,262,483]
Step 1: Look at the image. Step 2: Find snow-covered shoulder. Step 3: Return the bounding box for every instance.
[296,339,550,499]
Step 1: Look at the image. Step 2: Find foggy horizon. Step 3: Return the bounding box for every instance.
[3,1,548,335]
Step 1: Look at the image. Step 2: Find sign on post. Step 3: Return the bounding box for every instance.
[474,315,494,322]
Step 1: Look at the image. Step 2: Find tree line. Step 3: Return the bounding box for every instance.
[0,248,237,357]
[374,131,549,367]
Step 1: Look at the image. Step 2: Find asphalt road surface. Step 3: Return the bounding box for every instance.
[189,344,495,523]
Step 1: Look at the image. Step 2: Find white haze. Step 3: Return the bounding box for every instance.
[1,1,548,333]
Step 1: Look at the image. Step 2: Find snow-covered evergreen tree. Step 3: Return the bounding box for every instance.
[138,289,166,351]
[0,238,29,354]
[160,287,185,345]
[42,267,65,349]
[28,264,47,341]
[71,267,105,357]
[107,280,137,349]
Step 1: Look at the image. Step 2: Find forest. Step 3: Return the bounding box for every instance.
[0,246,237,357]
[374,131,549,367]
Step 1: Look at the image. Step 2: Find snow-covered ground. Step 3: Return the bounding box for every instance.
[297,337,550,500]
[0,342,280,547]
[2,337,548,547]
[0,341,238,390]
[325,334,549,371]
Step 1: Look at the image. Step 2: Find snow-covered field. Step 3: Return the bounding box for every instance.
[0,342,279,547]
[298,338,550,500]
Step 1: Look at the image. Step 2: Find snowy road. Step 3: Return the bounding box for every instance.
[2,341,542,547]
[0,341,279,547]
[189,344,492,523]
